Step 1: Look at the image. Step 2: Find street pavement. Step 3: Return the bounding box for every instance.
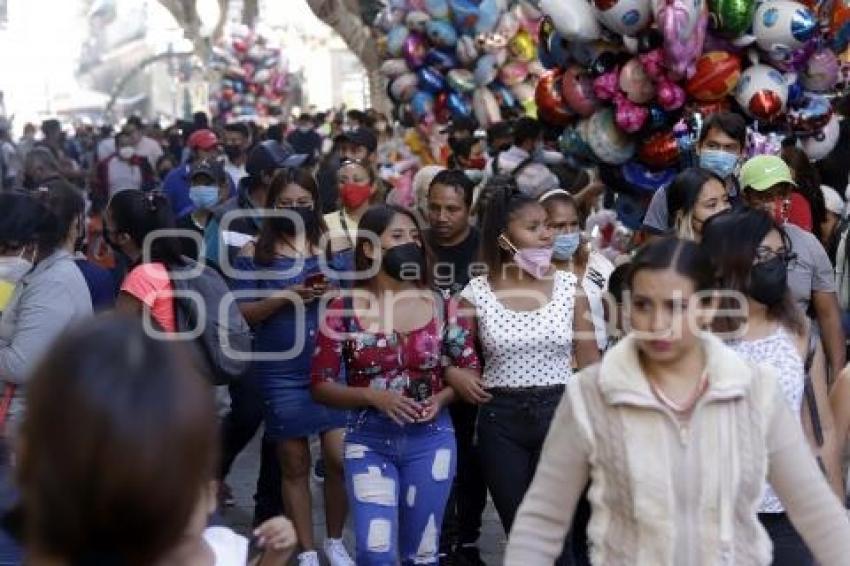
[222,433,507,565]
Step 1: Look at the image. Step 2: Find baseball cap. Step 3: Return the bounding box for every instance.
[189,159,226,184]
[334,128,378,154]
[821,184,844,216]
[738,155,796,192]
[245,140,308,177]
[187,129,219,151]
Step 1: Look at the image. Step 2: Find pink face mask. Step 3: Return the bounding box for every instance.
[501,235,553,279]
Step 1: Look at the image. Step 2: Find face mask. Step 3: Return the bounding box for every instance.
[0,253,33,284]
[118,146,135,161]
[340,182,372,209]
[698,149,738,179]
[501,235,553,279]
[382,242,426,282]
[748,256,787,307]
[552,232,581,260]
[464,169,484,184]
[223,145,243,161]
[270,206,315,235]
[467,156,486,170]
[189,185,220,210]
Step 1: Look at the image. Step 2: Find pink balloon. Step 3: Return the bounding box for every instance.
[657,0,707,80]
[619,58,655,104]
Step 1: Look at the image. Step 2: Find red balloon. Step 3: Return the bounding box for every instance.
[638,130,680,170]
[536,69,575,126]
[749,91,783,121]
[689,98,732,117]
[561,65,598,117]
[685,51,741,102]
[434,92,451,125]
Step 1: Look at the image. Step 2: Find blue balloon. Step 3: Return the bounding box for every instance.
[450,0,479,34]
[425,48,458,72]
[425,0,450,19]
[474,54,499,86]
[411,91,435,119]
[621,162,677,194]
[387,26,410,57]
[426,19,458,48]
[549,32,571,68]
[475,0,500,34]
[418,66,447,94]
[491,82,518,109]
[447,91,473,118]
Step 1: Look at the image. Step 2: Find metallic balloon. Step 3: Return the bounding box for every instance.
[418,66,447,94]
[535,69,575,126]
[637,130,680,169]
[403,33,429,69]
[510,30,538,62]
[426,19,458,48]
[707,0,755,38]
[425,48,458,72]
[447,91,474,118]
[447,69,477,93]
[561,65,598,117]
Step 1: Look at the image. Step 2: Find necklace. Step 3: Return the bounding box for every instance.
[648,370,709,415]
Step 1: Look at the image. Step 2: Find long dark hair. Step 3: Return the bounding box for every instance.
[33,181,85,254]
[108,191,184,267]
[254,167,327,266]
[701,208,804,335]
[477,175,541,274]
[18,315,218,566]
[354,204,431,288]
[781,145,827,240]
[627,237,715,292]
[665,167,723,237]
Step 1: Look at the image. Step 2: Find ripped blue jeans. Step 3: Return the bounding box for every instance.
[344,408,456,565]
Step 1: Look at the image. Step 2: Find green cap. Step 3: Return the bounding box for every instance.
[738,154,796,192]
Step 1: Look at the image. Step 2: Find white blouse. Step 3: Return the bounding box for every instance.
[461,270,576,389]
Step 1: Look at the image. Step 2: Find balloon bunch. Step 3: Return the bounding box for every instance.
[375,0,545,130]
[209,25,293,121]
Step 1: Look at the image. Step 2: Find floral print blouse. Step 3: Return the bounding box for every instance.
[310,296,480,400]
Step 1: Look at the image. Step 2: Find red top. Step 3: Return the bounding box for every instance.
[786,191,813,232]
[310,296,480,400]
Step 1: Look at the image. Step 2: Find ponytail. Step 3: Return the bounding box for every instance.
[108,191,184,267]
[477,175,538,273]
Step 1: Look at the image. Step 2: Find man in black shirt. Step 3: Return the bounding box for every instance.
[426,170,486,565]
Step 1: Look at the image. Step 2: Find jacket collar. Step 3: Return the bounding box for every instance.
[597,332,753,407]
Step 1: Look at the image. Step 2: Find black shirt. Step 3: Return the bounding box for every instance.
[427,226,480,297]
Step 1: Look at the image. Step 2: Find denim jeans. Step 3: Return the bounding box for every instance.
[344,408,457,565]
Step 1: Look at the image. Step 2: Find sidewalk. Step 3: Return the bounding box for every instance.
[222,433,507,564]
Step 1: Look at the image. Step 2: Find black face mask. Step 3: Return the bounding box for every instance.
[223,144,244,161]
[270,207,316,236]
[748,256,787,307]
[382,242,426,282]
[22,174,36,190]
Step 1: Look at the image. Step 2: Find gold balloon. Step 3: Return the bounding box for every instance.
[510,30,536,63]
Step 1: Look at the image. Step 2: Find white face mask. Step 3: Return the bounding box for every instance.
[0,251,33,284]
[118,146,135,160]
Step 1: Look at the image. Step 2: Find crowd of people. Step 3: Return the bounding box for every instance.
[1,104,850,566]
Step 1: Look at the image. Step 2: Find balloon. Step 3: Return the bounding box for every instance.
[689,97,732,116]
[707,0,754,37]
[418,66,447,94]
[476,0,501,34]
[801,114,840,160]
[450,0,480,33]
[638,130,680,169]
[559,122,596,161]
[387,26,411,57]
[403,33,429,69]
[735,63,789,120]
[619,58,656,104]
[425,48,458,72]
[474,53,500,86]
[380,58,411,79]
[496,11,521,39]
[622,161,678,192]
[424,0,450,19]
[375,8,405,32]
[786,94,833,135]
[536,69,575,125]
[447,69,476,92]
[500,61,530,86]
[656,0,708,79]
[685,51,742,101]
[390,73,419,102]
[801,49,840,92]
[411,91,435,119]
[512,81,538,115]
[472,86,502,127]
[561,65,598,117]
[510,30,537,62]
[833,0,850,51]
[447,91,473,118]
[492,82,519,109]
[753,1,817,58]
[586,108,636,164]
[406,10,431,33]
[426,19,458,48]
[593,0,653,37]
[456,36,479,66]
[540,0,601,41]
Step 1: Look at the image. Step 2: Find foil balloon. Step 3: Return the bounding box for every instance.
[561,65,598,117]
[656,0,708,79]
[707,0,755,37]
[619,58,656,104]
[512,81,538,115]
[536,69,575,125]
[380,58,411,79]
[390,73,420,103]
[425,0,450,19]
[833,0,850,51]
[801,49,840,92]
[418,66,447,94]
[447,69,476,92]
[406,10,431,33]
[638,130,681,169]
[586,108,636,164]
[559,122,596,162]
[472,86,503,127]
[801,114,840,160]
[500,61,530,86]
[593,0,653,37]
[425,48,458,72]
[403,33,429,69]
[510,30,537,62]
[540,0,601,41]
[735,63,789,120]
[787,95,833,135]
[426,19,458,48]
[476,32,509,55]
[496,11,521,39]
[475,0,501,34]
[456,36,480,67]
[474,53,500,86]
[492,82,519,109]
[411,91,435,119]
[689,97,732,116]
[622,161,678,193]
[450,0,480,33]
[537,16,559,68]
[375,8,405,33]
[685,51,742,101]
[753,1,817,58]
[387,26,411,57]
[434,92,451,124]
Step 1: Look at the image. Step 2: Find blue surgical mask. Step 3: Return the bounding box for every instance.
[189,185,220,210]
[699,149,738,179]
[552,232,581,260]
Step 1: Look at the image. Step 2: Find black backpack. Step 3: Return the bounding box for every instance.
[170,258,251,385]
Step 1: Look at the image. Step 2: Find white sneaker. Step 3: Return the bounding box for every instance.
[323,538,355,566]
[297,550,321,566]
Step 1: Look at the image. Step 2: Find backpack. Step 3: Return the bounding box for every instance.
[170,258,251,385]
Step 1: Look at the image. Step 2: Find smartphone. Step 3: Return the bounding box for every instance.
[305,272,327,288]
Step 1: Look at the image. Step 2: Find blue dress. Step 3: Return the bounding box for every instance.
[232,251,351,440]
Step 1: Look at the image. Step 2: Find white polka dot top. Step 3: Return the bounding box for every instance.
[460,270,576,389]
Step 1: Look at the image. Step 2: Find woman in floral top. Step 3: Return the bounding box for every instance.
[311,204,480,565]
